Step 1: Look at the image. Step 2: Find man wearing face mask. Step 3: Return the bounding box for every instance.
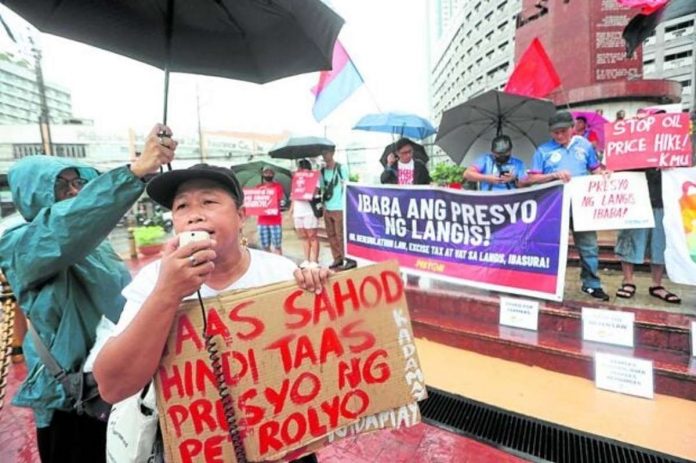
[464,135,529,191]
[256,166,285,255]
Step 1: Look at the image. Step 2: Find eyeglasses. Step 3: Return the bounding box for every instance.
[55,177,88,195]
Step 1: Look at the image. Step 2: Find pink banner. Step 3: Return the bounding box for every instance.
[604,113,693,171]
[291,171,320,201]
[243,187,279,216]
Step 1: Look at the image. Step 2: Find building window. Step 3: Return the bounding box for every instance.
[13,144,43,159]
[665,20,694,34]
[665,50,693,62]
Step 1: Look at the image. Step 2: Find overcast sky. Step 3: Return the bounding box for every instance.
[1,1,431,139]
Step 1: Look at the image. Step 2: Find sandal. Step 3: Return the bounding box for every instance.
[648,286,682,304]
[616,283,636,299]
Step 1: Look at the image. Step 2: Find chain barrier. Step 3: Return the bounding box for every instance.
[0,297,15,413]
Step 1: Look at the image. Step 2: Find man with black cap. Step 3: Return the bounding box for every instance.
[464,134,529,191]
[527,110,610,301]
[94,163,328,463]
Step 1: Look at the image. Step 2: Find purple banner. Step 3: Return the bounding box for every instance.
[345,183,570,301]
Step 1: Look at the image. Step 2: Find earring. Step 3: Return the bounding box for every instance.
[239,232,248,248]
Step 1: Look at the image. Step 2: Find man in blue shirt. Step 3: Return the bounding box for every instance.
[464,135,529,191]
[527,111,610,301]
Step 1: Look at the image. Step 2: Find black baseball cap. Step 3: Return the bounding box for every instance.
[146,164,244,210]
[491,135,513,154]
[548,111,574,131]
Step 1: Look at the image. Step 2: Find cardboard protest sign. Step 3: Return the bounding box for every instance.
[345,183,570,301]
[243,187,279,216]
[155,261,426,463]
[291,171,320,201]
[604,113,692,170]
[568,172,654,231]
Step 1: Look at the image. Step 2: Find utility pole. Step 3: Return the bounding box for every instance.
[29,36,53,155]
[196,83,205,161]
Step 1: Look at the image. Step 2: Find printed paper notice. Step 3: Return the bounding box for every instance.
[595,352,654,399]
[582,308,635,347]
[499,297,539,331]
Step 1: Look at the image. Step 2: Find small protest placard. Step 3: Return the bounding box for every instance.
[155,261,426,463]
[604,112,692,170]
[569,172,654,231]
[243,187,279,216]
[499,297,539,331]
[691,321,696,357]
[291,171,320,201]
[582,308,635,348]
[594,352,654,399]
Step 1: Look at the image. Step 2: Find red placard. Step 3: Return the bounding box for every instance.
[243,187,279,216]
[604,113,693,171]
[290,171,320,201]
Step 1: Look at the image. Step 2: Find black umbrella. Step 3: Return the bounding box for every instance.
[4,0,344,124]
[230,161,291,199]
[435,90,556,166]
[268,136,335,160]
[380,141,429,167]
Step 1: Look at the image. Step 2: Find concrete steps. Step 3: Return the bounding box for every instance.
[406,288,696,401]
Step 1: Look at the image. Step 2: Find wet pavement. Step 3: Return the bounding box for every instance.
[0,362,526,463]
[1,219,692,463]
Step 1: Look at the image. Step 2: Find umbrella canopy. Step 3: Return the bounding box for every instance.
[268,136,335,160]
[435,90,556,165]
[380,141,429,167]
[571,110,609,151]
[4,0,344,122]
[353,112,437,139]
[230,161,291,199]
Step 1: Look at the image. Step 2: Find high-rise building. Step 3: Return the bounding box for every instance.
[429,0,521,122]
[0,54,72,125]
[642,13,695,111]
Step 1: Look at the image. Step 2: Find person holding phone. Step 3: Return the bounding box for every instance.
[0,124,176,463]
[464,135,529,191]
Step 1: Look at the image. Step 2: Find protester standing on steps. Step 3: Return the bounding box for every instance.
[614,109,680,305]
[526,111,611,301]
[0,124,176,463]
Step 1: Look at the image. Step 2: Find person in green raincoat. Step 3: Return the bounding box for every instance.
[0,124,176,463]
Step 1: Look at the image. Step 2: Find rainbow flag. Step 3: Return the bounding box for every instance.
[312,41,364,121]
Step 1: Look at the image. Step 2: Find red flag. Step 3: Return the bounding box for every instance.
[504,38,561,98]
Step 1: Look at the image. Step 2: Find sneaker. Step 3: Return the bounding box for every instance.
[340,259,357,270]
[305,261,320,269]
[582,286,610,301]
[299,260,311,269]
[329,259,344,270]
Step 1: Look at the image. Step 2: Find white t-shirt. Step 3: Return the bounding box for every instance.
[292,199,314,218]
[112,248,299,336]
[397,159,415,185]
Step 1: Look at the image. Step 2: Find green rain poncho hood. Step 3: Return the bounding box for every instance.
[0,156,145,427]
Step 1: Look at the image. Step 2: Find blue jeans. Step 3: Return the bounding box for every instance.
[573,229,601,289]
